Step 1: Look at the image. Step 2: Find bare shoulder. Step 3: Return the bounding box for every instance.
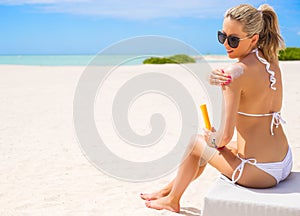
[223,62,246,81]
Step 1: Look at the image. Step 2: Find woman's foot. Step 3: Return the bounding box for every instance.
[145,196,180,213]
[140,188,170,201]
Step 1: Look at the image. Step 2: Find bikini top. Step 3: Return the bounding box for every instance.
[237,48,286,136]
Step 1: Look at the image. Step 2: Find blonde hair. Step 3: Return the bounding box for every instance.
[225,4,285,62]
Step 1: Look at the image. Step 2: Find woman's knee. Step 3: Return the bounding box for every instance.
[187,134,206,157]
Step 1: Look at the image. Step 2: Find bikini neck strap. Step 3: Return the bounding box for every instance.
[251,48,277,90]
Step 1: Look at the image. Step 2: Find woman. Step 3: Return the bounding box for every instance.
[140,4,292,213]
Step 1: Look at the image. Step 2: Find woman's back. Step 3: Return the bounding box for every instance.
[239,50,282,113]
[235,50,288,162]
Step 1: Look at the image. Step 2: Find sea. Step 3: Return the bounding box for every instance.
[0,54,232,66]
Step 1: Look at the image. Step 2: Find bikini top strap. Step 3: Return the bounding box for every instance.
[252,48,276,90]
[237,112,272,117]
[237,111,286,135]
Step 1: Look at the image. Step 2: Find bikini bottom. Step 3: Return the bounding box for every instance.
[232,146,293,184]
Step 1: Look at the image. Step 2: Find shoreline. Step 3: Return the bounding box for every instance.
[0,59,299,68]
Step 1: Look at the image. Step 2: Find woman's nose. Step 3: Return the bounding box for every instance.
[224,38,230,48]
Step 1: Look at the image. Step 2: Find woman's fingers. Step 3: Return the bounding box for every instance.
[210,69,232,86]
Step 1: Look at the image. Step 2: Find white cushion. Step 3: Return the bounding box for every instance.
[202,172,300,216]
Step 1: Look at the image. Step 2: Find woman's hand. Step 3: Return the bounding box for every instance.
[202,127,225,150]
[209,69,232,86]
[202,127,217,148]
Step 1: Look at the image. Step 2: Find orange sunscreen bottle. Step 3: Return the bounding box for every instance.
[200,104,211,130]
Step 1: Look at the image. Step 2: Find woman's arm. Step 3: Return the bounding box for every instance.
[207,64,244,148]
[218,73,242,147]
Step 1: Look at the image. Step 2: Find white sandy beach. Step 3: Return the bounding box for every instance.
[0,61,299,216]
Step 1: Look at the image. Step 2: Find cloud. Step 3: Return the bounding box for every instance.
[298,31,300,35]
[0,0,267,20]
[0,0,89,4]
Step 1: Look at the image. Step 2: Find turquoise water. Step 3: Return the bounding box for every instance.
[0,54,231,66]
[0,55,148,66]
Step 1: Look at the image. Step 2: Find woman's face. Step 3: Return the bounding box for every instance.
[221,17,254,59]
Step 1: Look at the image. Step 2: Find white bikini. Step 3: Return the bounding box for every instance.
[231,49,293,184]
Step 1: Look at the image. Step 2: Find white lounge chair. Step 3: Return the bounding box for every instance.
[202,172,300,216]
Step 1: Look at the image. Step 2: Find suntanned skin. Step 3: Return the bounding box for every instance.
[140,17,289,213]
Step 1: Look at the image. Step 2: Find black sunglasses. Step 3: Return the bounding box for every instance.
[217,31,250,48]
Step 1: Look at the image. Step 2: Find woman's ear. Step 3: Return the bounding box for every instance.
[251,34,259,47]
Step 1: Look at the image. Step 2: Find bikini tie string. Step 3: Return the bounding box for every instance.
[232,154,257,184]
[271,112,286,135]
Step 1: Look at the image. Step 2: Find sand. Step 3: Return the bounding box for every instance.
[0,61,299,216]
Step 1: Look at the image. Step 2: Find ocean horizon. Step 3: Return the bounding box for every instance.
[0,54,232,66]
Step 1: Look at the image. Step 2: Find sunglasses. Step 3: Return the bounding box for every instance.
[217,31,250,48]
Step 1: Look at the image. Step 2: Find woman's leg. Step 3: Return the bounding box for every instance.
[140,165,205,201]
[140,141,238,201]
[144,134,276,212]
[145,135,210,212]
[145,136,276,212]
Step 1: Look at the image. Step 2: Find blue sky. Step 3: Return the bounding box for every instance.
[1,0,299,55]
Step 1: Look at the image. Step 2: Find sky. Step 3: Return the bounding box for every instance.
[1,0,300,55]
